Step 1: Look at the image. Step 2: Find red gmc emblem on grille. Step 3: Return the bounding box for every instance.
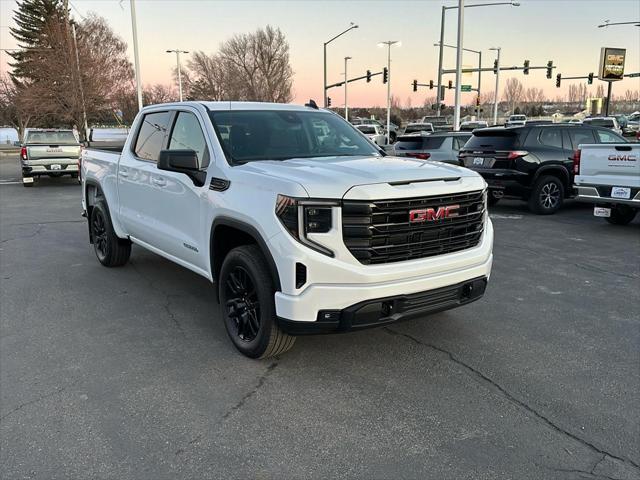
[409,205,460,223]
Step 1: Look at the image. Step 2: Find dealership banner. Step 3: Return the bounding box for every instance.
[598,47,626,81]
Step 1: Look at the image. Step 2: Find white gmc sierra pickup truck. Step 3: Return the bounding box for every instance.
[574,143,639,225]
[82,101,493,358]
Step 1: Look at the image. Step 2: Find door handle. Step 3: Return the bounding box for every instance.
[152,177,166,187]
[119,167,129,177]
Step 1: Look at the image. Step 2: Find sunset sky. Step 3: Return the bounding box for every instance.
[1,0,639,107]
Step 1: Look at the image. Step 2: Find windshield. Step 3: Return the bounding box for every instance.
[395,136,446,150]
[510,116,526,121]
[209,110,380,164]
[26,131,78,145]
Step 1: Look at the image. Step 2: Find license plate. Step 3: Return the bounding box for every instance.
[23,177,34,184]
[50,164,62,170]
[611,187,631,199]
[473,157,484,166]
[594,207,611,217]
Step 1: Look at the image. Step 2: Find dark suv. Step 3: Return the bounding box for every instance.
[458,125,626,214]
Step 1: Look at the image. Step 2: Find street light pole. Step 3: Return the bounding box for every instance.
[71,23,88,138]
[490,47,501,125]
[435,43,482,118]
[453,0,465,131]
[323,23,358,108]
[344,56,352,121]
[166,49,189,101]
[477,50,482,119]
[130,0,143,111]
[379,41,399,143]
[436,6,446,117]
[435,1,519,121]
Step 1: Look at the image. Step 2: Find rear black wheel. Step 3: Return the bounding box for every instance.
[528,175,564,215]
[90,200,131,267]
[605,205,637,225]
[219,245,295,359]
[487,190,501,206]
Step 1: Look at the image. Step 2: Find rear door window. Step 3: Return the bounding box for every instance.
[133,111,171,162]
[538,128,563,149]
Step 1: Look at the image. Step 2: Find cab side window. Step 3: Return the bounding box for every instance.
[134,111,171,162]
[168,112,210,168]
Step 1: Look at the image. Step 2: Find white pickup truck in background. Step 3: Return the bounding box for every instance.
[574,143,640,225]
[81,101,493,358]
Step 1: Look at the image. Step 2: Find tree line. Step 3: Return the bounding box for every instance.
[0,0,294,138]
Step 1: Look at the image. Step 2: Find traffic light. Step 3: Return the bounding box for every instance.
[448,80,453,89]
[382,67,388,84]
[429,80,434,89]
[493,59,498,74]
[412,80,418,92]
[523,60,530,75]
[587,72,593,84]
[546,61,553,79]
[327,96,332,107]
[555,74,561,88]
[366,70,371,83]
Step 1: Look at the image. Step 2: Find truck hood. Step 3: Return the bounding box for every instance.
[239,155,481,199]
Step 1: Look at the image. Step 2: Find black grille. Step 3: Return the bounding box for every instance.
[342,190,485,265]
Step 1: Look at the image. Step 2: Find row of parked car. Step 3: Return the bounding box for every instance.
[367,116,637,218]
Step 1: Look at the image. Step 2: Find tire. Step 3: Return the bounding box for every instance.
[528,175,564,215]
[389,131,397,143]
[605,205,637,225]
[90,200,131,267]
[219,245,295,359]
[487,191,501,206]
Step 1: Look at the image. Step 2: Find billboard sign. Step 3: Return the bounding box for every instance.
[598,47,626,81]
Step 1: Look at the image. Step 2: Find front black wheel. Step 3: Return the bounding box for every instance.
[487,190,501,206]
[605,205,637,225]
[219,245,295,359]
[90,200,131,267]
[528,175,564,215]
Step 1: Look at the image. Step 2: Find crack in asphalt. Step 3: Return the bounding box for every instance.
[221,362,278,421]
[0,223,44,244]
[5,220,85,226]
[129,260,185,336]
[573,263,639,280]
[383,327,640,473]
[0,379,79,422]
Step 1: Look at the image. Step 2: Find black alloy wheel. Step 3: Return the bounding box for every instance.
[224,266,261,342]
[92,208,109,262]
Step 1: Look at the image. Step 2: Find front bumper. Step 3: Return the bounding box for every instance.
[273,217,493,324]
[278,276,488,334]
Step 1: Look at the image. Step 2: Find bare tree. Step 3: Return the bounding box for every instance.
[0,74,35,137]
[595,84,605,99]
[144,84,177,105]
[524,87,545,105]
[216,25,293,102]
[503,78,523,112]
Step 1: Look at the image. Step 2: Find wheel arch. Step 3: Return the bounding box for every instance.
[533,165,571,195]
[210,217,281,299]
[84,180,104,243]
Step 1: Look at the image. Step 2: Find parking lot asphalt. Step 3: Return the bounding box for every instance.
[1,151,638,480]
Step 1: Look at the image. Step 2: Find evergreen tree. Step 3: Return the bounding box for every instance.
[8,0,67,84]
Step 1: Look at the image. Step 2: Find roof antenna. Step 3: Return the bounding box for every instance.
[305,99,319,110]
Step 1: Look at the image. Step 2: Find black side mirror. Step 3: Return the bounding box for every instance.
[157,149,206,186]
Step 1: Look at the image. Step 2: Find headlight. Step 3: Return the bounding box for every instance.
[275,195,338,256]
